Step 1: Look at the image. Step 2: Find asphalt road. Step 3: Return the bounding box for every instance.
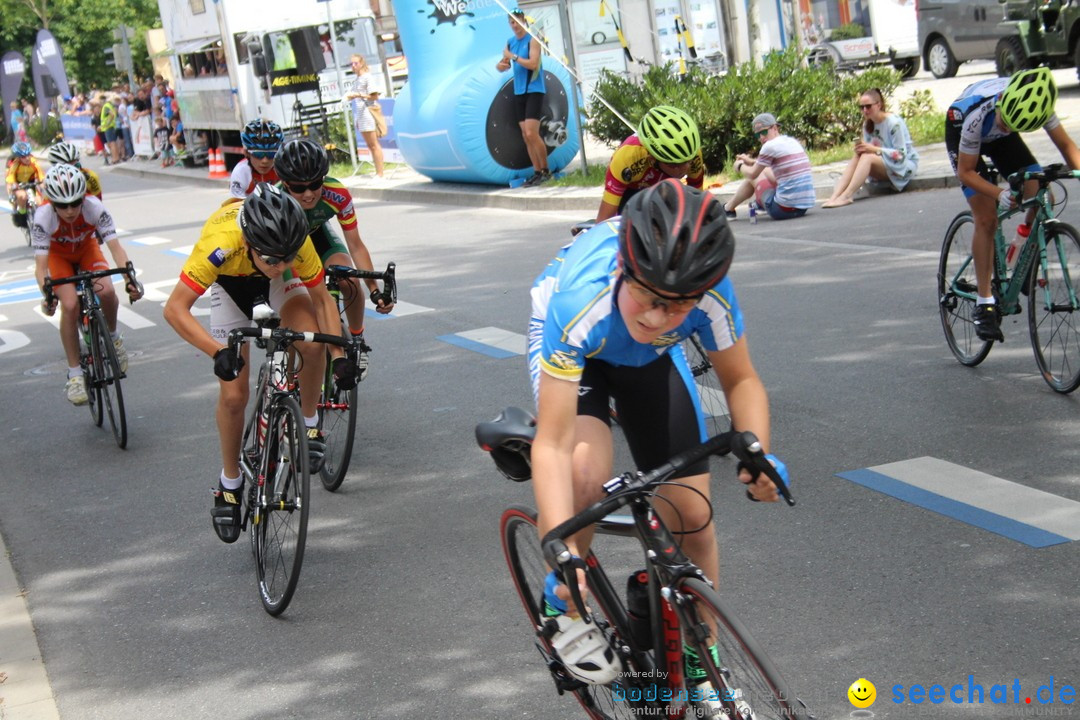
[0,167,1077,720]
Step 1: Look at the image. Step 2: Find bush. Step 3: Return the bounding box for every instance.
[829,22,868,40]
[24,114,63,147]
[587,48,902,171]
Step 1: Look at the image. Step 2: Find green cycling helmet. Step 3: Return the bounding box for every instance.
[637,105,700,164]
[997,67,1057,133]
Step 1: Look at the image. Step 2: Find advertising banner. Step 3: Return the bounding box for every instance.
[1,52,26,131]
[32,29,72,131]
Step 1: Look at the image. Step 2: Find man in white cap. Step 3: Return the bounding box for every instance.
[724,113,815,220]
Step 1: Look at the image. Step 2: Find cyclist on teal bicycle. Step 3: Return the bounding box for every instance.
[522,179,789,685]
[946,66,1080,341]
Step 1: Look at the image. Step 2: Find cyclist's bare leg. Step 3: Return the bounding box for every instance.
[969,193,999,298]
[327,250,366,338]
[54,284,81,368]
[216,344,251,480]
[94,277,120,333]
[279,294,325,420]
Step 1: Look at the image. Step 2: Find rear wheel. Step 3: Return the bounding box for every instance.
[83,316,103,427]
[318,352,358,492]
[92,310,127,449]
[676,578,808,720]
[939,212,994,366]
[254,395,310,616]
[1028,222,1080,393]
[501,507,651,719]
[893,56,920,79]
[683,335,729,437]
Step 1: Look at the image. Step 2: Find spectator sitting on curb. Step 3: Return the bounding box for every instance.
[723,113,815,221]
[822,88,920,208]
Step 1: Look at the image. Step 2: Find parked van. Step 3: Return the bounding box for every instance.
[917,0,1011,77]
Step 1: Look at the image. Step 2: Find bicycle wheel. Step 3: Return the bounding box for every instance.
[676,577,808,720]
[938,212,993,366]
[317,351,358,491]
[253,394,310,616]
[501,506,648,720]
[684,335,729,436]
[1028,221,1080,393]
[82,323,103,428]
[92,310,127,449]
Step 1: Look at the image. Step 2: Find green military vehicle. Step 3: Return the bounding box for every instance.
[995,0,1080,78]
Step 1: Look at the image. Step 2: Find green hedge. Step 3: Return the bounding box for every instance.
[25,115,64,147]
[587,48,902,171]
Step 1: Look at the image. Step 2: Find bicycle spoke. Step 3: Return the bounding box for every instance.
[318,355,358,491]
[1028,223,1080,393]
[939,212,993,366]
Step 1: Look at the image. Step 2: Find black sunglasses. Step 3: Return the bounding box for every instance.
[286,180,323,193]
[257,251,298,267]
[859,103,876,110]
[52,199,84,210]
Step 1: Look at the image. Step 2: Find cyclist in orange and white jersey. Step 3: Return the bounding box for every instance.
[596,106,705,222]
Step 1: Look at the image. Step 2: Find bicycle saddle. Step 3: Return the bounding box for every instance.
[475,406,536,482]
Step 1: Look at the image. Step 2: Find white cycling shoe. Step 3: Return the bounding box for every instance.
[550,614,620,685]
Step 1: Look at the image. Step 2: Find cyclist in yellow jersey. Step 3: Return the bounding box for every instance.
[163,184,341,543]
[47,141,103,199]
[6,142,44,227]
[596,106,705,222]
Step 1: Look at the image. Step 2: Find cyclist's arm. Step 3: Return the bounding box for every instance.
[1046,123,1080,170]
[956,152,1002,202]
[532,372,585,554]
[340,225,380,296]
[164,282,221,358]
[709,336,779,502]
[34,253,49,296]
[516,38,543,71]
[596,199,620,223]
[102,237,131,270]
[310,279,345,342]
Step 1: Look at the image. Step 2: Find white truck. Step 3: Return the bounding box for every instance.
[806,0,922,78]
[155,0,390,164]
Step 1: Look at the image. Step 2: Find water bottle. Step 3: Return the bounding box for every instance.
[748,201,758,225]
[1006,223,1030,270]
[626,570,652,649]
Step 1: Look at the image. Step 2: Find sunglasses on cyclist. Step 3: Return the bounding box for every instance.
[249,150,277,159]
[255,250,299,267]
[52,199,84,210]
[285,180,323,194]
[624,276,702,315]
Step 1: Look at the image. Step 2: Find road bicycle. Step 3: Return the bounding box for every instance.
[477,408,808,720]
[682,334,730,438]
[317,262,397,491]
[938,163,1080,393]
[12,181,40,246]
[225,312,357,615]
[44,263,140,449]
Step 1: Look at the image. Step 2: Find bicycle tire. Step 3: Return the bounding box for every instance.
[86,312,106,427]
[676,577,808,720]
[501,506,651,720]
[317,350,358,491]
[92,310,127,448]
[253,394,310,616]
[1028,221,1080,393]
[683,335,730,437]
[938,212,994,366]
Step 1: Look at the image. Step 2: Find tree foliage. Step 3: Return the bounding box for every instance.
[0,0,161,98]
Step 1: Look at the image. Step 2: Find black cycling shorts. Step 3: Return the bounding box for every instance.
[577,353,709,479]
[945,123,1038,193]
[514,92,545,123]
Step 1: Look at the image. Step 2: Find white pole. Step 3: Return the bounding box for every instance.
[325,0,358,173]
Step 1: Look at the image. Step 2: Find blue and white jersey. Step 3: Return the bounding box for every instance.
[528,221,744,390]
[948,77,1060,155]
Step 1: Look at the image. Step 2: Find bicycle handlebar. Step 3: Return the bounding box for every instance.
[1007,164,1080,194]
[325,262,397,307]
[540,429,794,571]
[226,325,357,356]
[43,263,139,305]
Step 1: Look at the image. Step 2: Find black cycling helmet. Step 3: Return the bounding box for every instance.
[241,119,284,153]
[618,179,734,297]
[274,138,329,183]
[238,183,310,258]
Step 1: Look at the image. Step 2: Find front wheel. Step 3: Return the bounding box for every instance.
[501,507,646,720]
[1028,222,1080,393]
[683,335,730,437]
[253,394,310,616]
[93,311,127,449]
[83,317,103,428]
[318,351,358,492]
[676,577,809,720]
[938,212,994,366]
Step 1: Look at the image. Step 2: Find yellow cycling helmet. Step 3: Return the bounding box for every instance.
[998,67,1057,133]
[637,106,701,165]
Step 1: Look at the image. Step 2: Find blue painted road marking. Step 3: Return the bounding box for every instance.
[837,457,1080,548]
[437,327,526,359]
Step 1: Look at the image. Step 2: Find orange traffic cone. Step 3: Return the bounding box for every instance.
[209,148,229,179]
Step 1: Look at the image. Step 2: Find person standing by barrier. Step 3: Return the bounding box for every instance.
[100,95,122,165]
[343,55,385,178]
[496,8,549,187]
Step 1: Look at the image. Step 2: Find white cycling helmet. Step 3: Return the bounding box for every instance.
[47,141,81,166]
[550,615,620,685]
[43,164,87,204]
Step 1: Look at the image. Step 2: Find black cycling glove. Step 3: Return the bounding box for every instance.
[213,347,245,381]
[332,355,359,391]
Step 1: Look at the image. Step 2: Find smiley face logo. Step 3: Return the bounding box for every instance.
[848,678,876,708]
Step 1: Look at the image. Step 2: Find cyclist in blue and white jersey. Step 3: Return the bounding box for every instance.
[525,179,789,686]
[946,67,1080,341]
